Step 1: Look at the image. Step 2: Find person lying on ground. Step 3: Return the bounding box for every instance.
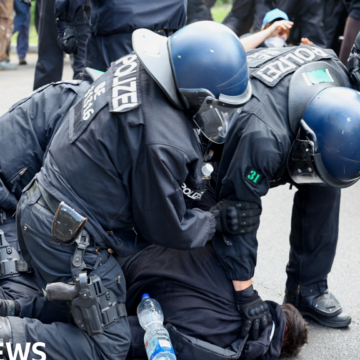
[121,244,308,360]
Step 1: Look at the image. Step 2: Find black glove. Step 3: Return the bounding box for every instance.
[235,285,272,340]
[210,200,261,235]
[348,31,360,90]
[56,19,78,54]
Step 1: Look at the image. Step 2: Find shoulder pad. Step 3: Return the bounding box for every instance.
[288,61,346,135]
[248,45,333,87]
[69,72,110,143]
[9,84,52,112]
[109,53,142,113]
[9,80,82,113]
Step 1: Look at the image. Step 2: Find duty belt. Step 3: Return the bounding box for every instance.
[29,182,128,336]
[29,181,61,214]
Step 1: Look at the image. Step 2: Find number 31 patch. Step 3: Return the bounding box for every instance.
[245,166,264,186]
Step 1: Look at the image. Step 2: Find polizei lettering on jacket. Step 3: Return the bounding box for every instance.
[110,53,141,113]
[70,72,109,143]
[181,183,205,200]
[249,46,332,87]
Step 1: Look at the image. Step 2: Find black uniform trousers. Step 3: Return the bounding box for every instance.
[84,32,133,72]
[0,213,42,305]
[186,0,210,24]
[12,186,131,360]
[33,0,90,90]
[222,0,255,37]
[286,184,340,297]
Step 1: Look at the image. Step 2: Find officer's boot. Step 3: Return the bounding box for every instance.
[0,317,12,360]
[283,288,351,328]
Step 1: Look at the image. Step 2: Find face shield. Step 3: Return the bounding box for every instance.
[287,122,323,185]
[180,86,251,144]
[193,96,242,144]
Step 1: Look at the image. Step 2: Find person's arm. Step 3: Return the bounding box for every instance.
[298,0,327,48]
[55,0,86,54]
[0,83,86,205]
[55,0,86,22]
[212,113,284,338]
[348,31,360,90]
[240,20,293,51]
[213,114,283,282]
[132,143,216,250]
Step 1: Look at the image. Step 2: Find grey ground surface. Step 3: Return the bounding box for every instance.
[1,54,360,359]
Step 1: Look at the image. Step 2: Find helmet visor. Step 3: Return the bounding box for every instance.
[288,120,360,188]
[193,96,241,144]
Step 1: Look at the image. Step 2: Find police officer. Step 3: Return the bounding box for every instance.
[124,244,308,360]
[55,0,187,72]
[0,22,257,359]
[187,0,209,24]
[222,0,256,37]
[205,45,360,330]
[33,0,90,89]
[0,79,91,319]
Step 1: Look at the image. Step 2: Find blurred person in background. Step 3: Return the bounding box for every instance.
[187,0,209,24]
[33,0,90,90]
[339,0,360,65]
[0,0,16,70]
[323,0,347,54]
[260,9,313,48]
[253,0,327,47]
[13,0,31,65]
[222,0,255,37]
[240,16,294,49]
[55,0,187,72]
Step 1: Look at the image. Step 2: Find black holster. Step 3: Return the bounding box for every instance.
[71,272,125,336]
[166,324,247,360]
[0,229,32,280]
[46,200,127,337]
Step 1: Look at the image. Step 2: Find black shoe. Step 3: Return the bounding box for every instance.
[284,288,351,328]
[19,57,27,65]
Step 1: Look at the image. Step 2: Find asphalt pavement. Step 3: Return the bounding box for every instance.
[1,54,360,359]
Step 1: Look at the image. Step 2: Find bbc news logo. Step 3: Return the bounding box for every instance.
[0,343,46,360]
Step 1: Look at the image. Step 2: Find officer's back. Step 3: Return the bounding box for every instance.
[38,53,204,252]
[217,45,352,200]
[89,0,186,35]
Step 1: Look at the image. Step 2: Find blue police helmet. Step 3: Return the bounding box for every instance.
[168,21,251,110]
[303,87,360,184]
[262,8,289,28]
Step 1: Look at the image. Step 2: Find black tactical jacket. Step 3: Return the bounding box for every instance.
[55,0,187,36]
[0,81,90,213]
[212,46,352,281]
[36,53,215,254]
